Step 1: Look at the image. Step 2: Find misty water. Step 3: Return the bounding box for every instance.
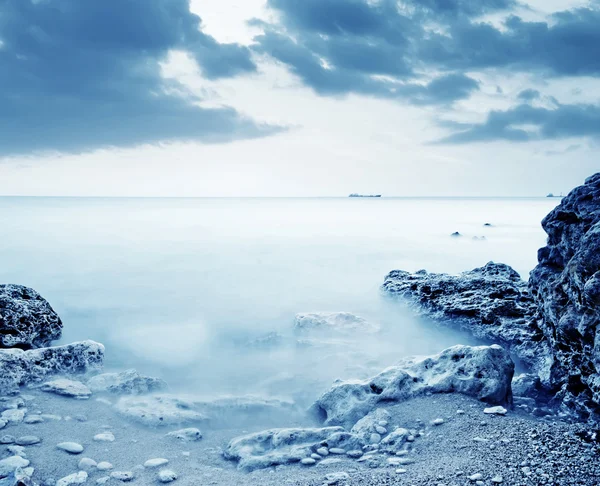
[0,197,559,407]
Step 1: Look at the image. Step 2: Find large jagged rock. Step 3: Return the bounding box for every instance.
[0,285,62,349]
[0,341,104,394]
[311,344,514,428]
[529,172,600,420]
[382,262,548,374]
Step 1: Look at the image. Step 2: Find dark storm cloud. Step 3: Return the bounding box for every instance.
[0,0,276,156]
[437,102,600,144]
[254,0,600,142]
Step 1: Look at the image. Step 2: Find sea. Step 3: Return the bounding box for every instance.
[0,197,559,405]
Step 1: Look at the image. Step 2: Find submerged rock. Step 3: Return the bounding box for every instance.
[41,379,92,399]
[311,344,513,428]
[223,426,344,471]
[0,284,62,349]
[0,341,104,395]
[115,396,207,427]
[294,312,379,334]
[87,369,167,395]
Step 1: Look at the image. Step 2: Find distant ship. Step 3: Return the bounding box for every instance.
[349,193,382,198]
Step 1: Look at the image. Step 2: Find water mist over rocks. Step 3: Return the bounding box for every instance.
[0,175,598,485]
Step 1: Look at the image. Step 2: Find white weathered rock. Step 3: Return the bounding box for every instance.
[96,462,113,471]
[57,442,84,454]
[469,473,483,481]
[294,312,379,334]
[301,457,316,465]
[110,471,135,481]
[484,406,507,415]
[316,447,329,456]
[1,409,25,424]
[23,415,43,424]
[96,478,110,485]
[0,455,30,478]
[93,432,115,442]
[56,471,88,486]
[114,395,207,427]
[223,426,344,471]
[350,409,391,445]
[41,379,92,399]
[432,418,445,425]
[166,428,202,442]
[492,476,504,483]
[0,341,104,395]
[157,469,178,483]
[87,369,167,395]
[7,445,26,457]
[312,345,514,427]
[380,428,410,453]
[144,458,169,468]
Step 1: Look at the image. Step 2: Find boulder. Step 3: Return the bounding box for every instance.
[87,369,167,395]
[382,262,546,374]
[223,426,344,471]
[294,312,379,334]
[311,344,514,428]
[41,379,92,399]
[0,284,62,349]
[0,341,104,394]
[529,172,600,420]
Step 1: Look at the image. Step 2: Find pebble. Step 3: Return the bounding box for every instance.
[318,458,342,466]
[0,435,15,444]
[396,468,407,474]
[375,426,387,434]
[469,473,483,481]
[97,462,114,471]
[491,476,504,483]
[301,458,316,465]
[110,471,135,481]
[369,433,381,444]
[432,418,445,426]
[0,456,30,477]
[346,450,363,458]
[79,458,98,471]
[96,478,110,485]
[57,442,84,454]
[484,406,507,415]
[41,414,62,421]
[56,471,88,486]
[144,458,169,468]
[0,419,6,430]
[158,469,178,483]
[325,472,350,485]
[456,409,465,415]
[16,436,41,446]
[24,415,44,424]
[378,420,388,427]
[316,447,329,456]
[93,432,115,442]
[166,428,202,442]
[329,448,346,454]
[7,445,26,457]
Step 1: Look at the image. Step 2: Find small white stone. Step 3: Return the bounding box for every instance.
[378,420,388,427]
[316,447,329,456]
[57,442,84,454]
[456,410,465,415]
[96,478,110,485]
[97,462,114,471]
[7,445,26,457]
[181,452,190,457]
[301,458,316,465]
[346,450,363,458]
[491,476,504,483]
[94,432,115,442]
[144,458,169,468]
[432,418,445,426]
[324,472,349,485]
[16,436,41,446]
[166,428,202,442]
[375,426,387,435]
[41,414,62,421]
[329,448,345,454]
[158,469,178,483]
[396,468,407,474]
[369,433,381,444]
[469,473,483,481]
[79,458,98,471]
[483,406,507,415]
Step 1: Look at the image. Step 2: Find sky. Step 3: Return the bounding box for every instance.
[0,0,598,196]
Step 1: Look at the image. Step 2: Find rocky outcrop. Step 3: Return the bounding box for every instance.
[0,341,104,394]
[382,262,548,375]
[382,173,600,420]
[0,285,62,349]
[87,369,167,395]
[311,344,514,428]
[529,173,600,420]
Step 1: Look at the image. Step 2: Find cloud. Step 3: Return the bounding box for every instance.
[437,102,600,144]
[0,0,276,156]
[517,89,541,102]
[251,0,511,104]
